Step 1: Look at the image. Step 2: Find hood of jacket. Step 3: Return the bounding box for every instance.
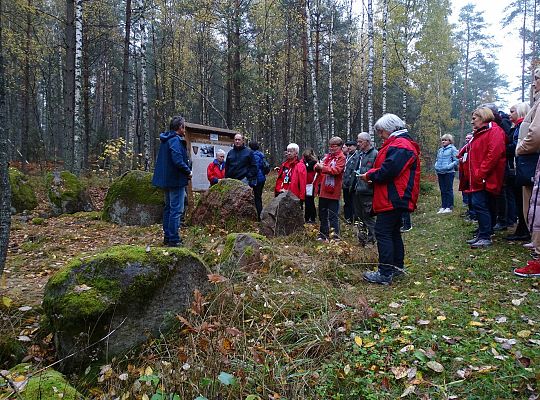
[159,130,179,142]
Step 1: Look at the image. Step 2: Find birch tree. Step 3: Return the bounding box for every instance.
[327,6,335,138]
[381,0,388,114]
[367,0,374,141]
[73,0,83,175]
[120,0,132,145]
[0,0,9,277]
[345,0,353,139]
[136,0,150,170]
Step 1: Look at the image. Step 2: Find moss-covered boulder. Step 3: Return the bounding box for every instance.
[9,167,38,213]
[190,178,257,227]
[1,364,82,399]
[260,191,304,237]
[46,171,93,216]
[42,245,210,371]
[103,170,164,226]
[220,232,268,271]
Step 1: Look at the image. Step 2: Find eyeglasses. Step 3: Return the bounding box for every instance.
[329,144,340,147]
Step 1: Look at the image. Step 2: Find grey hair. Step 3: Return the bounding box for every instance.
[216,149,226,156]
[440,133,454,144]
[512,102,531,119]
[287,143,300,154]
[373,113,406,133]
[357,132,371,143]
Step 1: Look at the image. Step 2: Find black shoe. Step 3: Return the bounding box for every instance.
[400,226,412,233]
[493,223,508,231]
[392,267,407,279]
[505,234,531,241]
[167,240,183,247]
[466,236,479,244]
[363,270,392,285]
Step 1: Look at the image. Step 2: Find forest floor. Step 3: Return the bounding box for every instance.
[1,175,540,399]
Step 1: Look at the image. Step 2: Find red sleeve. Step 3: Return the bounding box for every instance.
[478,127,505,180]
[321,154,345,175]
[292,162,307,200]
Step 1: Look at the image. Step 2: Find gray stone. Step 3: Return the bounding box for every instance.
[260,191,305,237]
[42,245,210,371]
[46,171,93,216]
[190,179,257,226]
[221,233,267,271]
[103,170,164,226]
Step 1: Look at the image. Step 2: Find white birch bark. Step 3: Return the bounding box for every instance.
[137,0,150,170]
[382,0,388,114]
[345,0,352,139]
[73,0,83,175]
[305,0,323,152]
[367,0,374,142]
[327,7,335,138]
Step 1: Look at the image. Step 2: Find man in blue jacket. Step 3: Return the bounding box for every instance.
[152,116,192,247]
[225,133,257,186]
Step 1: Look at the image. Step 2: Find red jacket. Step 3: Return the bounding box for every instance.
[366,131,421,213]
[275,158,307,200]
[315,151,346,200]
[207,159,226,186]
[458,122,506,195]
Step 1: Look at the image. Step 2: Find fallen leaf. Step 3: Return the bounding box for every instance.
[436,315,446,321]
[389,302,401,309]
[400,344,415,353]
[73,284,92,293]
[391,366,408,380]
[511,299,523,306]
[417,319,430,326]
[426,361,444,373]
[1,296,12,308]
[400,385,416,397]
[343,364,351,375]
[354,336,363,347]
[469,321,484,327]
[517,330,531,338]
[208,274,228,283]
[495,316,507,323]
[17,336,31,342]
[18,306,32,312]
[118,373,128,381]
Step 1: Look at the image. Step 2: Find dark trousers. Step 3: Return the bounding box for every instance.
[253,182,265,220]
[401,211,411,229]
[437,173,454,209]
[471,190,497,239]
[343,187,354,221]
[353,193,375,242]
[319,197,340,238]
[375,209,404,277]
[305,195,317,222]
[512,183,529,236]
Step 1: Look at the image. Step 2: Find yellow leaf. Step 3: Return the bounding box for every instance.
[364,341,376,348]
[517,330,531,338]
[142,394,149,400]
[144,366,153,376]
[343,364,351,375]
[469,321,484,327]
[354,336,363,347]
[2,296,12,308]
[13,375,26,382]
[436,315,447,321]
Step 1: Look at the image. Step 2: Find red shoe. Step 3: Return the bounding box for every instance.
[514,260,540,277]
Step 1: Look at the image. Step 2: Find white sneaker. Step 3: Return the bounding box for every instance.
[437,208,445,214]
[524,242,535,249]
[442,208,452,213]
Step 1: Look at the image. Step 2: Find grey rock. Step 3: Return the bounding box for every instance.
[221,233,267,271]
[260,191,305,237]
[46,171,94,216]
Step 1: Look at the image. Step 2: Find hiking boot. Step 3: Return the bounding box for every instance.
[470,239,492,248]
[513,261,540,277]
[316,235,329,242]
[392,266,407,279]
[504,234,531,241]
[466,236,479,244]
[400,226,412,233]
[167,239,183,247]
[524,242,535,249]
[493,223,507,231]
[363,270,392,285]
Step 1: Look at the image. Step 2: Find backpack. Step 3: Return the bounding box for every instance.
[262,157,271,175]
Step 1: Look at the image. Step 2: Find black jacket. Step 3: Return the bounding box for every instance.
[225,145,257,184]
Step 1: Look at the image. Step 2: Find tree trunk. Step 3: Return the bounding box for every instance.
[22,0,32,166]
[345,0,352,139]
[137,0,150,170]
[522,0,527,102]
[233,0,241,127]
[460,25,470,138]
[0,0,10,277]
[73,0,83,175]
[367,0,374,141]
[64,0,75,171]
[327,7,335,138]
[120,0,132,144]
[305,0,323,153]
[381,0,388,114]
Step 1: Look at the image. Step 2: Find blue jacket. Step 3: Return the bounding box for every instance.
[225,145,257,185]
[434,144,458,174]
[252,150,267,184]
[152,131,191,188]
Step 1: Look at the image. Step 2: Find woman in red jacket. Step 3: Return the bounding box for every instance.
[274,143,307,200]
[207,149,226,186]
[463,107,506,248]
[314,136,346,241]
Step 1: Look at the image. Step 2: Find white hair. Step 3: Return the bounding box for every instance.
[216,149,226,156]
[357,132,371,143]
[373,113,406,133]
[287,143,299,154]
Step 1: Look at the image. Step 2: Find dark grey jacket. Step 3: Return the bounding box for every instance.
[353,147,378,195]
[342,152,360,189]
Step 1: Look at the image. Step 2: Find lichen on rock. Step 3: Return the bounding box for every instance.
[42,245,211,370]
[46,171,93,216]
[102,170,163,226]
[220,232,268,271]
[8,167,38,213]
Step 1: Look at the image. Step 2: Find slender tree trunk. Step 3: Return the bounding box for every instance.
[73,0,83,175]
[522,0,528,102]
[367,0,374,141]
[460,25,470,138]
[120,0,132,144]
[382,0,388,114]
[328,7,335,138]
[282,16,291,146]
[64,0,75,171]
[82,28,90,170]
[137,0,150,170]
[226,12,233,127]
[22,0,32,166]
[0,0,10,277]
[345,0,352,139]
[305,0,323,153]
[233,0,241,126]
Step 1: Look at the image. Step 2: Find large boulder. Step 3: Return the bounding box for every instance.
[190,179,257,227]
[103,170,163,226]
[46,171,93,216]
[260,191,304,237]
[220,232,268,271]
[42,245,210,371]
[9,167,37,213]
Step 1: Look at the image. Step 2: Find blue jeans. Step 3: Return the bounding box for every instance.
[163,186,186,244]
[438,173,454,209]
[471,190,495,240]
[375,209,404,277]
[319,197,340,238]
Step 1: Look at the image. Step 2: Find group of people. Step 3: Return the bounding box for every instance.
[428,68,540,278]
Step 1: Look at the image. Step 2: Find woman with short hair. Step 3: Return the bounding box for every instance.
[207,149,226,186]
[462,107,506,248]
[434,133,458,213]
[274,143,307,201]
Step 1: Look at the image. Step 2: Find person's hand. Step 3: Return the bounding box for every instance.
[359,173,371,183]
[314,162,322,171]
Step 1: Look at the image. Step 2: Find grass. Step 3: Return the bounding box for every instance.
[2,175,540,399]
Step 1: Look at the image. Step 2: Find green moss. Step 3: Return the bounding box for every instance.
[0,337,26,365]
[221,232,267,263]
[102,171,163,220]
[46,171,85,209]
[43,245,204,330]
[8,167,38,212]
[31,217,45,225]
[70,211,101,220]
